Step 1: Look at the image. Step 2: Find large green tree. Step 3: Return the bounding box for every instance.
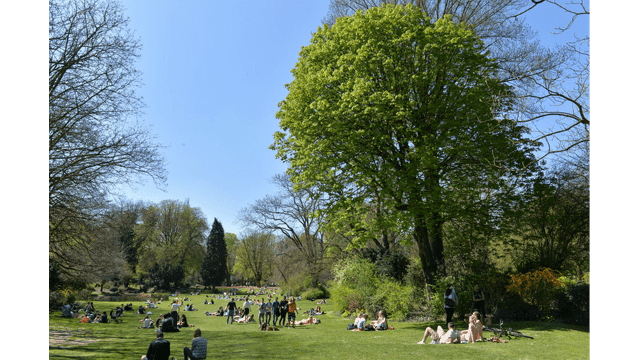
[271,4,540,284]
[201,218,228,287]
[234,231,275,286]
[135,200,208,287]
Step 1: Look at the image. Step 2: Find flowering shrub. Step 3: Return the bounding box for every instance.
[507,268,564,314]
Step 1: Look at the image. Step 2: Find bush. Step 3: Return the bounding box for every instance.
[369,278,415,320]
[506,268,564,315]
[493,293,543,321]
[302,286,330,300]
[555,283,589,326]
[49,291,64,310]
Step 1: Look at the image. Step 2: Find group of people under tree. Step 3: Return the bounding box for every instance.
[415,283,488,345]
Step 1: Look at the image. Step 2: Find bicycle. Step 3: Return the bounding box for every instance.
[483,320,534,340]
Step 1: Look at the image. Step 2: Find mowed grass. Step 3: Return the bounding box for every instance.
[49,294,589,360]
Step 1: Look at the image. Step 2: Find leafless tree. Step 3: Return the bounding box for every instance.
[510,0,589,160]
[238,174,329,288]
[49,0,166,275]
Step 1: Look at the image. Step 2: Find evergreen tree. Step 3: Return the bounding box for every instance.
[201,218,228,287]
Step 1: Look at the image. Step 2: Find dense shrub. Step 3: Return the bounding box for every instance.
[302,285,330,300]
[330,257,417,320]
[369,278,415,320]
[49,291,64,310]
[493,293,543,321]
[555,283,589,326]
[506,268,564,314]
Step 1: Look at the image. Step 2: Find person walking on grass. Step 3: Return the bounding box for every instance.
[183,328,207,360]
[141,331,171,360]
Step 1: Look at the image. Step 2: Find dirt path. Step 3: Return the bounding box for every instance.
[49,326,100,349]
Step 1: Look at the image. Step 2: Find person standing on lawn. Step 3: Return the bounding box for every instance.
[471,285,486,322]
[141,331,171,360]
[183,328,207,360]
[264,298,273,326]
[272,297,280,326]
[226,298,237,325]
[242,297,253,317]
[279,297,288,326]
[444,285,458,324]
[258,298,267,325]
[287,297,298,328]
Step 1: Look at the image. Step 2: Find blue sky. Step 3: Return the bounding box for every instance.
[114,0,590,236]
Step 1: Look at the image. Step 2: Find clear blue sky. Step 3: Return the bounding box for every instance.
[113,0,591,236]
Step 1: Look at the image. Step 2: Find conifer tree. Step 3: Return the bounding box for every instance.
[201,218,228,287]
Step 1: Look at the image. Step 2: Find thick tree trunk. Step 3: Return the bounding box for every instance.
[413,211,444,286]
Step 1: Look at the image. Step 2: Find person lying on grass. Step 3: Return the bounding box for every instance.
[259,322,280,331]
[459,311,484,343]
[417,322,460,344]
[234,314,255,323]
[294,315,320,326]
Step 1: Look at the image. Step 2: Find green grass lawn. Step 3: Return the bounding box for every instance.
[49,293,589,360]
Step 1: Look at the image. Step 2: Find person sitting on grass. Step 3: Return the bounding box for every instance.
[141,331,171,360]
[61,304,74,318]
[352,313,366,331]
[139,305,146,314]
[183,328,207,360]
[370,310,389,330]
[160,313,179,332]
[460,311,484,343]
[139,315,154,329]
[178,314,195,328]
[99,311,108,323]
[417,322,460,344]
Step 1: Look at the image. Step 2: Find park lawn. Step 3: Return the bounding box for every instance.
[49,294,589,360]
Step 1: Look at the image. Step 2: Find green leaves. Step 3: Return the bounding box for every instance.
[272,4,540,282]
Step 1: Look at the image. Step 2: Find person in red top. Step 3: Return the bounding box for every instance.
[287,297,298,328]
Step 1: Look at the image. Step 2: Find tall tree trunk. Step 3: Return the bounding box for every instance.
[413,211,444,285]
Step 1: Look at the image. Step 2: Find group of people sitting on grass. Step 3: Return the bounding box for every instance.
[141,328,208,360]
[350,310,391,331]
[416,311,485,344]
[66,302,132,324]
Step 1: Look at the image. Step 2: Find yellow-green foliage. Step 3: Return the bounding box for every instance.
[507,268,564,314]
